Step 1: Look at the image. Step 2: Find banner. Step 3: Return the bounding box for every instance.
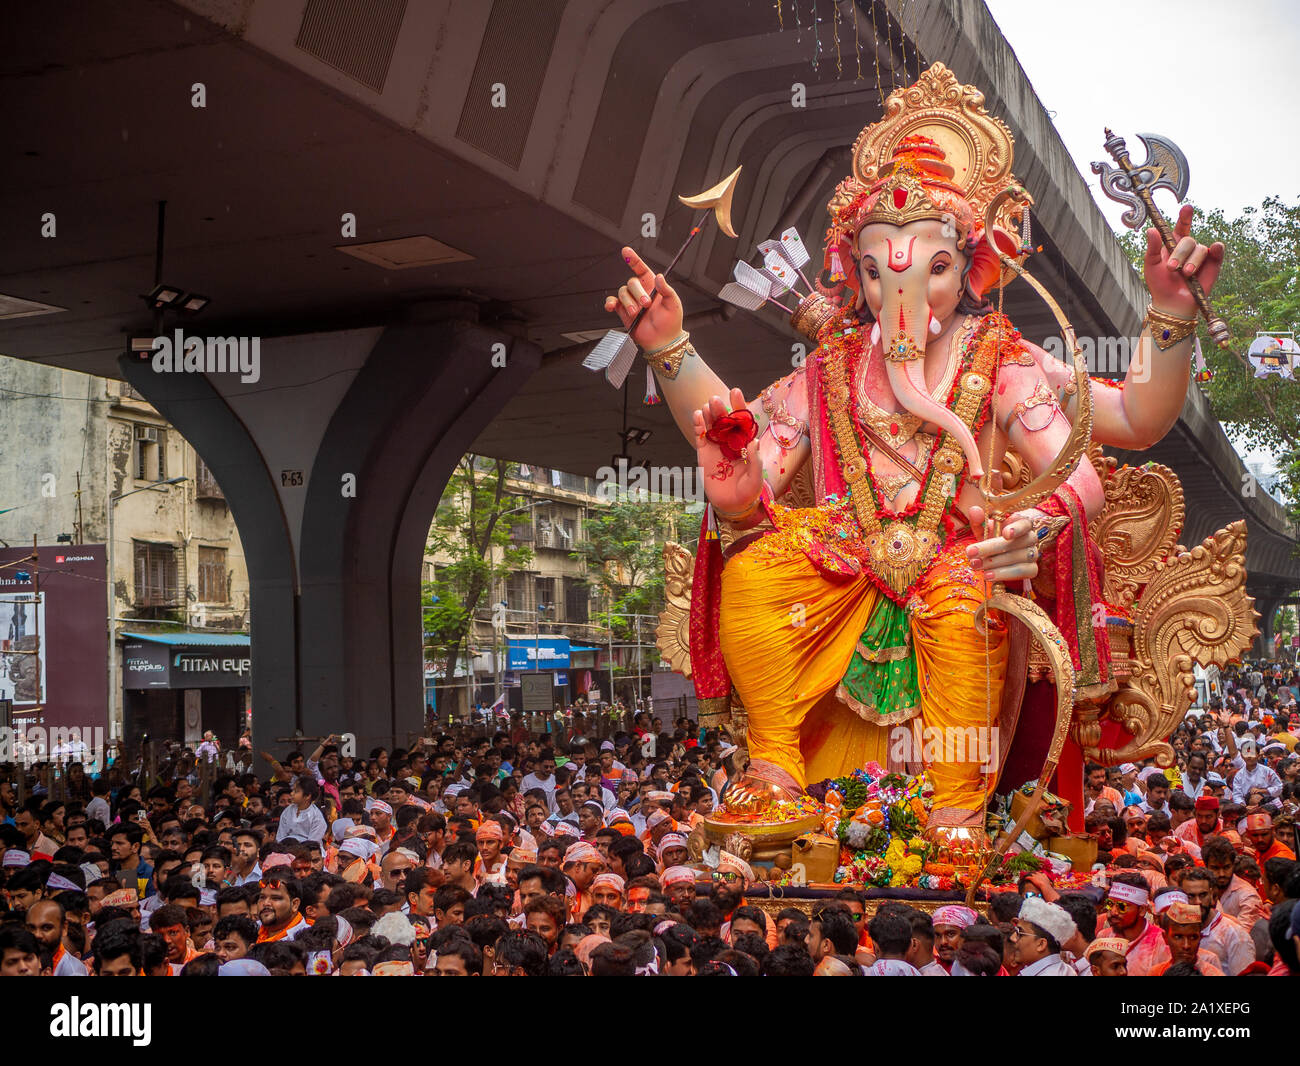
[0,545,108,731]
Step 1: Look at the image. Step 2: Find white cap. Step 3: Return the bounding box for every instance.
[1018,897,1077,945]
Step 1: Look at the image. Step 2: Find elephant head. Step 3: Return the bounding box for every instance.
[855,216,985,478]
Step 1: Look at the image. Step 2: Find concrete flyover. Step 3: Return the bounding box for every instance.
[0,1,1293,748]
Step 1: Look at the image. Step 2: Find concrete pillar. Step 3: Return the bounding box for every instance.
[121,312,540,755]
[1254,594,1281,659]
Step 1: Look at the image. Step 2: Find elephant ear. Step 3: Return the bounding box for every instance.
[966,232,1009,299]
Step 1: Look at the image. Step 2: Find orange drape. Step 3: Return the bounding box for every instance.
[719,533,1008,826]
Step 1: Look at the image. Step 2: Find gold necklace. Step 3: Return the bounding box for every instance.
[852,317,971,451]
[821,311,999,601]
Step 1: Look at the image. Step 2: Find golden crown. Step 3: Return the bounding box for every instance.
[826,62,1027,281]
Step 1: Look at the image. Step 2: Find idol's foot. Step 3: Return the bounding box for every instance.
[721,758,803,815]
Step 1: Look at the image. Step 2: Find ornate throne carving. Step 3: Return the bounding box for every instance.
[1063,446,1259,767]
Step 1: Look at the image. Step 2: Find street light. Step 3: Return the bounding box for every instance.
[106,475,189,741]
[110,476,188,505]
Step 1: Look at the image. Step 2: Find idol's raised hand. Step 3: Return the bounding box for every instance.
[602,247,684,352]
[1145,204,1224,316]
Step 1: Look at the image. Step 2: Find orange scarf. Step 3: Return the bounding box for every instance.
[258,915,302,943]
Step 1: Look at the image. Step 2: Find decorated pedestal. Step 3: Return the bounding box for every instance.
[692,811,824,869]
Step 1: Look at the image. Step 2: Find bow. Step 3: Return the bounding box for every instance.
[965,188,1090,905]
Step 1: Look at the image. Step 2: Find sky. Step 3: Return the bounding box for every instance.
[984,0,1300,228]
[985,0,1300,482]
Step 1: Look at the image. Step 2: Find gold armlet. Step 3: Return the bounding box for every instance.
[1145,303,1197,351]
[643,331,694,380]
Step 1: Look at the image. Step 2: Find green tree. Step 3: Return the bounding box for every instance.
[570,493,701,692]
[424,456,532,713]
[1116,196,1300,524]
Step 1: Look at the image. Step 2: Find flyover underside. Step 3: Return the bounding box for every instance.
[121,316,542,754]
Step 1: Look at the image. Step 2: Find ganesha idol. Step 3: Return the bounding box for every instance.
[604,64,1256,846]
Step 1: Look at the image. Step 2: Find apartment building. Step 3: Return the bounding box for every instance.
[423,463,655,715]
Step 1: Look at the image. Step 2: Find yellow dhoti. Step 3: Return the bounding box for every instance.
[719,529,1009,827]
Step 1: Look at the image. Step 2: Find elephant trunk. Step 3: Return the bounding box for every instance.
[877,287,984,478]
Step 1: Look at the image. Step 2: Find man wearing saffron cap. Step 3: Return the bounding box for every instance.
[1245,811,1295,866]
[1085,936,1130,976]
[930,904,976,972]
[589,872,625,910]
[1230,738,1283,806]
[1095,872,1167,976]
[562,841,606,921]
[1148,901,1225,975]
[368,799,396,853]
[639,798,677,847]
[504,845,537,897]
[1013,898,1078,975]
[1181,866,1253,975]
[1175,794,1223,849]
[661,866,699,913]
[656,833,690,871]
[475,820,507,885]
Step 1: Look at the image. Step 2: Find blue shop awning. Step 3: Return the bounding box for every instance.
[122,631,250,646]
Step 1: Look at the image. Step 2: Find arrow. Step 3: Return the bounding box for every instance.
[584,167,744,388]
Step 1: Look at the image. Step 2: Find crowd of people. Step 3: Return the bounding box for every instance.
[0,657,1297,977]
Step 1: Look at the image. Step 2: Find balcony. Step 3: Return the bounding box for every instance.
[195,466,225,501]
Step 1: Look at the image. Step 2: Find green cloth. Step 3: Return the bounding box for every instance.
[838,598,920,724]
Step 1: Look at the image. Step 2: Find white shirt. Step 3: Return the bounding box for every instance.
[233,863,263,887]
[1231,762,1282,804]
[1018,954,1077,976]
[1182,776,1207,800]
[1201,910,1255,976]
[138,893,164,930]
[86,796,111,827]
[54,949,88,976]
[277,803,327,844]
[520,773,557,810]
[866,958,922,976]
[919,960,949,976]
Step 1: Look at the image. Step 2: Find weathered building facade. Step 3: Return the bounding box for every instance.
[0,356,250,742]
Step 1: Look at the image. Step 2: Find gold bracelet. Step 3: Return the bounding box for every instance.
[713,495,762,522]
[643,331,693,380]
[1145,303,1197,351]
